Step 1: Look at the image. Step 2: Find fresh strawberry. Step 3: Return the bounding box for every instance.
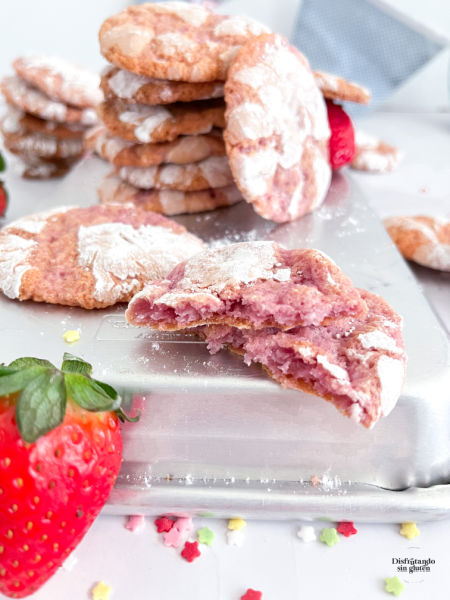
[0,182,7,218]
[326,99,355,170]
[0,354,137,598]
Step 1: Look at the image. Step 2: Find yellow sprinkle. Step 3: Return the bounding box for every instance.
[227,518,247,531]
[91,581,112,600]
[400,522,420,540]
[63,330,80,344]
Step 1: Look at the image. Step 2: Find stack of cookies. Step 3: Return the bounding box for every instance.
[0,56,102,179]
[90,1,273,216]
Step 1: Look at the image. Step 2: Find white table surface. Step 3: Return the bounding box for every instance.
[1,111,449,600]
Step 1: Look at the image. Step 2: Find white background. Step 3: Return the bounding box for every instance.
[0,1,449,599]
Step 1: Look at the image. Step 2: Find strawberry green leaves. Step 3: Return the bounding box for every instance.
[0,353,137,443]
[16,371,66,443]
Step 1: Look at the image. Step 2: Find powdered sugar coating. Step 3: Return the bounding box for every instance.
[99,3,270,82]
[108,68,149,99]
[85,125,225,167]
[126,241,367,330]
[118,156,232,191]
[1,75,98,125]
[314,71,371,104]
[225,34,331,223]
[13,55,103,109]
[0,204,204,308]
[99,98,225,144]
[102,65,225,105]
[351,130,402,173]
[200,289,406,428]
[98,173,242,215]
[384,215,450,272]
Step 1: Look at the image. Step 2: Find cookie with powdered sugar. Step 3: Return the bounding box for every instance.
[314,71,371,105]
[12,155,78,180]
[85,125,225,167]
[2,106,86,140]
[13,55,103,109]
[200,289,406,429]
[0,204,204,309]
[1,76,97,126]
[350,130,401,173]
[98,97,225,144]
[99,2,269,82]
[2,129,83,160]
[101,66,224,105]
[125,241,367,331]
[117,156,232,192]
[224,34,331,223]
[98,173,242,215]
[384,215,450,272]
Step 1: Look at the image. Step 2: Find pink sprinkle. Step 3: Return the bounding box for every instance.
[174,517,193,535]
[163,526,184,548]
[125,515,145,533]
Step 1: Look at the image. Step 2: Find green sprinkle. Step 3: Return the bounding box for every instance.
[384,576,405,596]
[319,527,339,547]
[197,527,215,546]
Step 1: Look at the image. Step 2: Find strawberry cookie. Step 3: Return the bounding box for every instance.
[98,173,242,215]
[98,97,225,143]
[14,155,77,179]
[85,125,225,167]
[126,241,367,330]
[384,215,450,272]
[13,55,103,108]
[117,156,232,191]
[0,204,204,308]
[200,289,406,429]
[224,34,331,223]
[101,66,224,105]
[350,130,401,173]
[99,2,269,82]
[314,71,371,105]
[2,106,86,140]
[2,129,83,160]
[1,75,98,125]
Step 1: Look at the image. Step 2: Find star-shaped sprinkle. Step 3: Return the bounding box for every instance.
[400,522,419,540]
[226,529,245,546]
[319,527,339,547]
[337,521,358,537]
[163,526,183,548]
[241,589,262,600]
[155,516,175,533]
[181,540,201,563]
[384,576,405,596]
[126,514,145,533]
[228,517,247,530]
[63,330,80,343]
[174,517,193,535]
[91,581,112,600]
[197,527,214,546]
[297,525,316,542]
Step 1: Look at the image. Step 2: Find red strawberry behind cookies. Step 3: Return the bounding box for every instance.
[326,100,355,169]
[0,151,7,218]
[0,354,137,598]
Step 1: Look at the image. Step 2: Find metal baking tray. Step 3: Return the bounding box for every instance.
[1,155,449,522]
